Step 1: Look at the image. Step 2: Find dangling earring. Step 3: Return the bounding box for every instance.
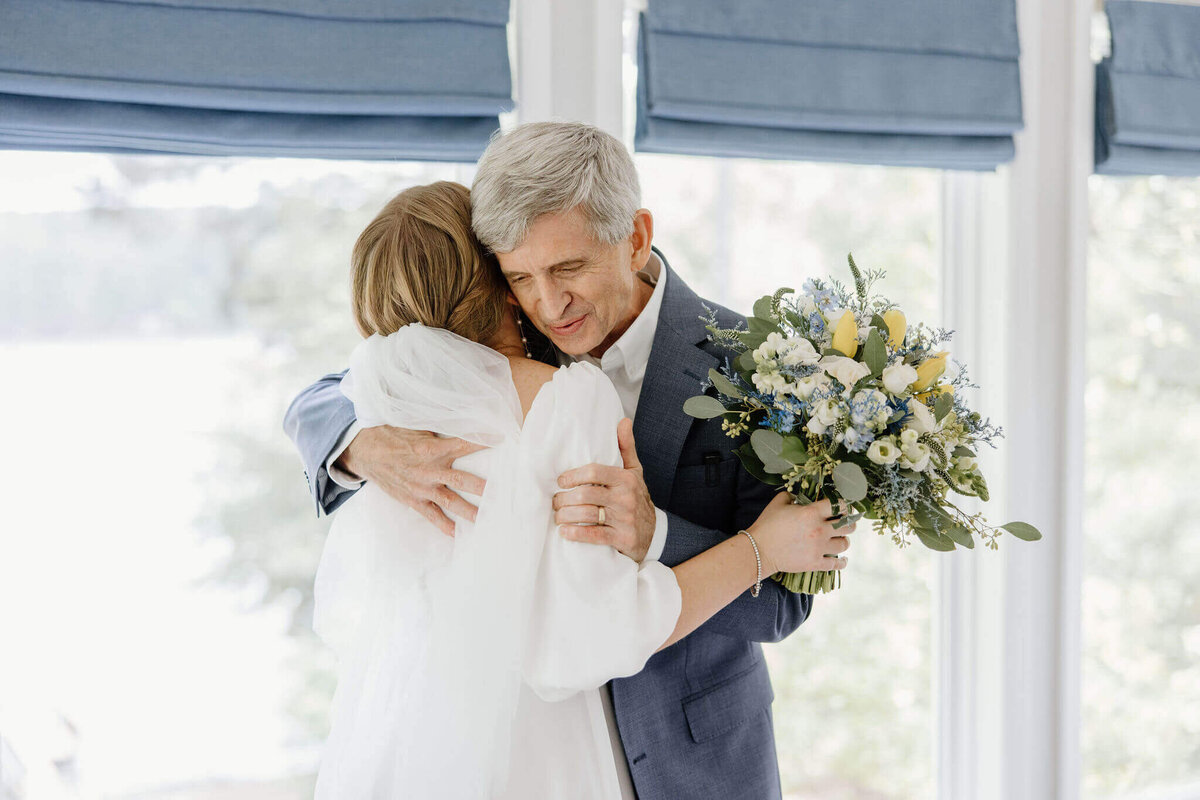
[515,308,533,359]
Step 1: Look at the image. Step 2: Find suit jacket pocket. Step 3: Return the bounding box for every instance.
[681,661,775,743]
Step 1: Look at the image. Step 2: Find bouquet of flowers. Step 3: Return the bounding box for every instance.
[685,255,1041,594]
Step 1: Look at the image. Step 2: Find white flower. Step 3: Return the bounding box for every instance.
[907,399,941,435]
[867,437,902,465]
[799,295,818,316]
[899,428,920,447]
[780,337,820,367]
[955,455,978,472]
[752,370,789,395]
[806,415,828,436]
[819,355,872,394]
[882,361,919,395]
[900,442,932,472]
[793,373,828,400]
[812,398,842,427]
[843,427,865,450]
[752,331,787,363]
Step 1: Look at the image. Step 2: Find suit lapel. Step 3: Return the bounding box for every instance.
[633,252,718,506]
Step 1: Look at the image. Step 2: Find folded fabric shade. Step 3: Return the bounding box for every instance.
[635,0,1023,171]
[0,0,513,160]
[1095,0,1200,176]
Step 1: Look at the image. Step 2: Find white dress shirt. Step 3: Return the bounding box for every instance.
[326,254,674,800]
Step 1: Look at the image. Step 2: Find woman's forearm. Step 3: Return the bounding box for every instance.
[656,532,765,651]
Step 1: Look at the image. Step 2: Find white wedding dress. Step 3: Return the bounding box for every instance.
[311,324,682,799]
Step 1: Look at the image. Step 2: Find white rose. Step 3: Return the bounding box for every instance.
[867,437,902,465]
[819,355,872,394]
[812,398,842,427]
[780,337,820,366]
[899,428,920,447]
[793,372,827,399]
[882,361,919,395]
[806,415,828,436]
[907,399,940,435]
[900,442,932,472]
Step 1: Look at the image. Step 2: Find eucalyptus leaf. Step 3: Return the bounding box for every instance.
[735,443,784,486]
[752,295,775,320]
[863,329,887,377]
[1001,521,1043,541]
[779,436,808,463]
[831,461,868,502]
[934,392,955,421]
[708,368,743,398]
[751,429,793,474]
[870,312,889,332]
[914,528,957,552]
[736,350,757,373]
[747,317,781,335]
[952,445,976,458]
[942,522,975,548]
[738,331,768,350]
[683,395,727,419]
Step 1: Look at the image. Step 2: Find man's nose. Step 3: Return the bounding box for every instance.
[533,275,571,319]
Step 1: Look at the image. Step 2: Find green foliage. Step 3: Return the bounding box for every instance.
[683,395,727,419]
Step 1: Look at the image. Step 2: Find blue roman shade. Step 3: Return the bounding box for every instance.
[635,0,1024,171]
[1095,1,1200,176]
[0,0,513,160]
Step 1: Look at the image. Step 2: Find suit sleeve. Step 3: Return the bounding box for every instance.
[282,370,359,516]
[659,466,813,644]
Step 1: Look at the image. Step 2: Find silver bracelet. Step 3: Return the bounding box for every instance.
[738,529,764,598]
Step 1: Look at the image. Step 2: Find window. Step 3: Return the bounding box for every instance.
[1082,173,1200,799]
[638,153,942,799]
[0,151,467,796]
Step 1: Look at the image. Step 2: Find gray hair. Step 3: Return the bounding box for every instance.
[470,121,642,253]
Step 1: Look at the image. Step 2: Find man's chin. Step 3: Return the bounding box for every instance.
[543,317,603,356]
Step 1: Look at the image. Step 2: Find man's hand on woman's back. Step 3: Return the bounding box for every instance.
[337,426,487,536]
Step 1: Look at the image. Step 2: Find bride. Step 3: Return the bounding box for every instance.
[310,181,838,798]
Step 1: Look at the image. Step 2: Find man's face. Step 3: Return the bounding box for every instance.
[496,207,650,357]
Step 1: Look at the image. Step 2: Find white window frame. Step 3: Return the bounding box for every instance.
[511,2,1094,798]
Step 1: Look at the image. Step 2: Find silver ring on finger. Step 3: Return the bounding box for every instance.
[597,505,606,526]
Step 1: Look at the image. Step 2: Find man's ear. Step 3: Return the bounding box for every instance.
[629,209,654,272]
[505,290,520,307]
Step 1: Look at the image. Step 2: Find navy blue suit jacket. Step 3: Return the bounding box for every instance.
[284,249,812,799]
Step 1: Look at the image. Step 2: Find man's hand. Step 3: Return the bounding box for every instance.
[337,426,487,537]
[553,418,656,562]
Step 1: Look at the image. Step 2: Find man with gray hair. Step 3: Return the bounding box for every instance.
[285,121,850,799]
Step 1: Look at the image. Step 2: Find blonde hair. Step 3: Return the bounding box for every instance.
[351,181,509,342]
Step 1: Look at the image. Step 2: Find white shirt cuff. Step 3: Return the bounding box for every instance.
[644,506,668,563]
[326,421,364,490]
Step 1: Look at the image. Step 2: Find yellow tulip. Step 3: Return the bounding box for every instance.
[916,384,954,404]
[910,350,949,392]
[831,310,859,356]
[882,309,907,349]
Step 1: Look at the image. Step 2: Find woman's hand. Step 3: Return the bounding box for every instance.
[746,493,855,575]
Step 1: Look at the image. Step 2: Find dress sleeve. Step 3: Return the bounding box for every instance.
[520,363,682,702]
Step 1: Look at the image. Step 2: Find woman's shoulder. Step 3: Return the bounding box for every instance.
[508,357,560,421]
